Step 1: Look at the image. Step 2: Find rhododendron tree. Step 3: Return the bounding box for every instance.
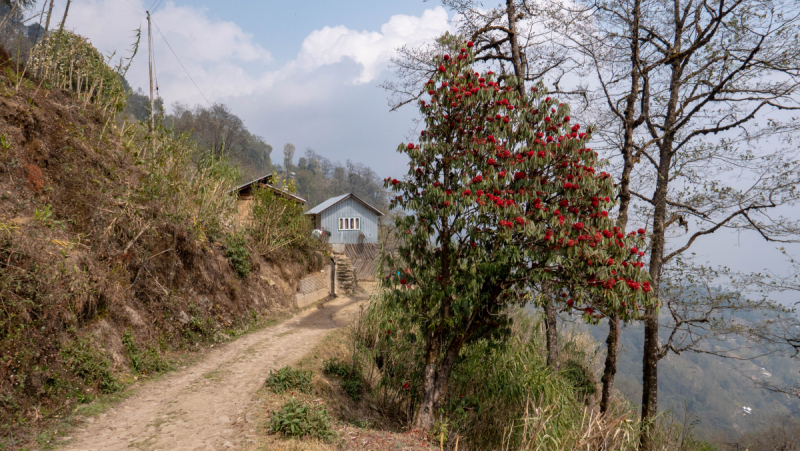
[383,34,652,430]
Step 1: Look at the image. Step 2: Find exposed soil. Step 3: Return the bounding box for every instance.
[0,46,323,441]
[53,289,373,451]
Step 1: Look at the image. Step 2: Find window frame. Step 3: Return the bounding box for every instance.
[338,216,361,231]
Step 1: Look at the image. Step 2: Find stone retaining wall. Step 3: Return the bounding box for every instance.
[295,268,331,309]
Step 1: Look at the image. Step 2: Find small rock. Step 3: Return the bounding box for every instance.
[178,310,191,325]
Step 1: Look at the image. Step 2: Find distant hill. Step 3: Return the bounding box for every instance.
[582,315,800,438]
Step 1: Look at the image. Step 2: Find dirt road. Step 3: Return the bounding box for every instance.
[58,289,373,451]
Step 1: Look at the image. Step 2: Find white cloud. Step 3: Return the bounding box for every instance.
[62,1,450,104]
[294,7,450,84]
[57,0,450,178]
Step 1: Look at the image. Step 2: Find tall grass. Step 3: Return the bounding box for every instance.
[348,291,715,450]
[122,122,240,242]
[248,183,319,258]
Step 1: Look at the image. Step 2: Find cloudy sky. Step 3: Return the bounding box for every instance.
[43,0,800,304]
[52,0,449,177]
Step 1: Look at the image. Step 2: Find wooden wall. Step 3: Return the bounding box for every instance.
[319,197,379,244]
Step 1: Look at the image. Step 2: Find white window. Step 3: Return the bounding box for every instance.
[339,217,361,230]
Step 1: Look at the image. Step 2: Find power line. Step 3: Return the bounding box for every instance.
[112,0,145,15]
[151,0,165,14]
[151,18,212,107]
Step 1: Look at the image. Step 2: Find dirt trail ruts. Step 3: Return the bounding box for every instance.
[57,288,373,451]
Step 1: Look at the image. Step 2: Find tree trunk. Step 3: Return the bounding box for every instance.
[544,291,559,369]
[413,332,440,430]
[44,0,54,35]
[599,0,642,412]
[639,143,671,451]
[505,0,525,96]
[50,0,71,69]
[600,313,619,414]
[413,331,465,431]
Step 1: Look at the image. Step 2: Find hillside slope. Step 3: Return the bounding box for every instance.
[0,47,320,445]
[583,317,800,437]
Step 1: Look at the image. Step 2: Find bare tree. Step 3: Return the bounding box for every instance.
[282,143,295,172]
[382,0,582,109]
[168,103,248,158]
[549,0,800,447]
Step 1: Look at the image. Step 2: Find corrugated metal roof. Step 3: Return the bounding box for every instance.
[305,193,384,216]
[230,173,274,194]
[229,172,307,204]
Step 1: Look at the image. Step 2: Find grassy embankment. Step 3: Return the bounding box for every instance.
[0,33,322,448]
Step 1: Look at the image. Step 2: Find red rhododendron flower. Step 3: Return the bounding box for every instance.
[444,54,450,60]
[467,41,474,47]
[400,279,407,285]
[638,228,646,235]
[438,65,446,72]
[392,179,399,185]
[407,143,415,149]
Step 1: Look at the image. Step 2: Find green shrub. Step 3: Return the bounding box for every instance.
[121,330,173,375]
[560,359,597,401]
[266,366,313,394]
[322,357,355,378]
[61,337,121,394]
[269,397,336,441]
[323,358,363,400]
[224,232,251,278]
[340,378,363,401]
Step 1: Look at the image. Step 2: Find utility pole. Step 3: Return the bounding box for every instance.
[147,10,155,146]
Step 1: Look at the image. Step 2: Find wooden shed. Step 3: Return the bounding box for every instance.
[230,173,306,223]
[305,193,384,245]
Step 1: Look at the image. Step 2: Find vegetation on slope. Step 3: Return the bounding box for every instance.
[271,293,716,450]
[0,33,323,447]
